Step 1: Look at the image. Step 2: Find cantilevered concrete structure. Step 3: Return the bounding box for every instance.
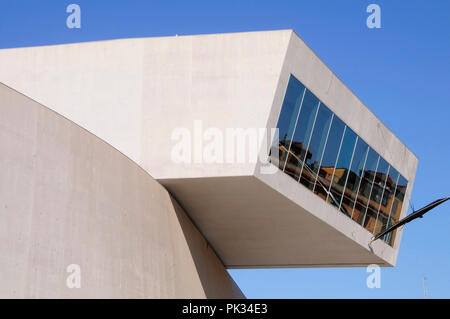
[0,30,417,297]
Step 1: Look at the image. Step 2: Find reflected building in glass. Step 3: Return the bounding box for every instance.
[270,75,409,246]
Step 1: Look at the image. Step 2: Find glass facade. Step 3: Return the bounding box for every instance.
[269,75,408,246]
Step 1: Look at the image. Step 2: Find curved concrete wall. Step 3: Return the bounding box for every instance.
[0,83,244,298]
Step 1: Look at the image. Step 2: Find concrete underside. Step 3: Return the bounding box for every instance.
[0,83,244,298]
[161,176,388,268]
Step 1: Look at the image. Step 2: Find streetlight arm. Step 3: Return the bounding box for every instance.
[372,197,450,242]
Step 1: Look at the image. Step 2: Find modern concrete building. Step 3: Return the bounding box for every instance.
[0,30,417,298]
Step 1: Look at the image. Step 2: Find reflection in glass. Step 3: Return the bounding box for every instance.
[377,167,400,240]
[270,74,409,246]
[345,138,369,223]
[354,148,379,226]
[298,103,332,189]
[284,89,319,180]
[327,127,357,216]
[364,158,389,232]
[388,175,408,246]
[270,76,305,169]
[313,116,345,200]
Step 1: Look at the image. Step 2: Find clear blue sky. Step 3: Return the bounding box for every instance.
[0,0,448,298]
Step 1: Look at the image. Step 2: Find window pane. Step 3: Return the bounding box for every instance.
[327,127,357,216]
[298,103,332,188]
[284,89,319,180]
[313,116,345,200]
[377,167,400,241]
[268,74,407,246]
[345,138,369,223]
[365,157,389,232]
[354,148,379,226]
[388,175,408,246]
[270,76,305,169]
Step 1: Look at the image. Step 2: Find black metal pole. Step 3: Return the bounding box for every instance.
[372,197,450,242]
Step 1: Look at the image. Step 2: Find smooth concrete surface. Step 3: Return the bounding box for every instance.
[0,30,417,268]
[0,83,244,298]
[0,30,292,179]
[161,176,389,268]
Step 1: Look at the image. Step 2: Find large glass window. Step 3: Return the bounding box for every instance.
[328,127,357,216]
[270,76,305,169]
[298,103,332,189]
[271,74,408,246]
[284,89,319,180]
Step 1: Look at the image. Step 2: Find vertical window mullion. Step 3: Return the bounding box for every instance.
[384,173,401,243]
[350,145,369,220]
[282,87,306,172]
[325,125,347,204]
[295,101,321,182]
[361,155,380,229]
[372,165,390,234]
[339,136,358,211]
[310,113,334,189]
